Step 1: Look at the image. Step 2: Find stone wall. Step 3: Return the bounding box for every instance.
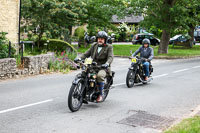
[22,53,54,75]
[0,53,54,80]
[0,0,19,44]
[0,58,17,79]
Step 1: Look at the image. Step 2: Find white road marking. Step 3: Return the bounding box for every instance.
[1,65,199,113]
[112,65,199,87]
[172,69,189,73]
[0,99,53,114]
[112,83,126,87]
[153,74,169,78]
[192,66,200,69]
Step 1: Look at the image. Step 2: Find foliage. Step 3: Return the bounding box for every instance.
[0,32,8,45]
[49,51,78,73]
[111,23,139,42]
[15,54,22,68]
[47,39,77,53]
[0,32,16,59]
[21,0,87,45]
[146,26,162,38]
[23,39,77,57]
[125,0,200,53]
[74,27,85,40]
[81,0,128,34]
[117,23,128,42]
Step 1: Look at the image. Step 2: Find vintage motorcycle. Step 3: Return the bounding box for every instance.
[126,54,153,88]
[68,58,115,112]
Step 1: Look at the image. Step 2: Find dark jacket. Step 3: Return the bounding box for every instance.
[132,46,154,60]
[80,43,114,66]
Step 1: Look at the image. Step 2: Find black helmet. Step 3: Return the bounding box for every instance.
[96,31,108,40]
[142,38,151,46]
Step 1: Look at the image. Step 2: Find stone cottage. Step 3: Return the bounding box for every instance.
[0,0,19,45]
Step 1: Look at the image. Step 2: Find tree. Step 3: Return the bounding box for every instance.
[127,0,199,53]
[21,0,86,46]
[80,0,127,35]
[180,0,200,47]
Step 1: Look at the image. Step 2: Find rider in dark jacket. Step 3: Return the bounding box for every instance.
[79,31,114,102]
[132,39,154,81]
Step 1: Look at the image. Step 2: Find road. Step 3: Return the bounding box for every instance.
[0,57,200,133]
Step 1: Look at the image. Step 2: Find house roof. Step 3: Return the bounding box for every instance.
[111,15,144,24]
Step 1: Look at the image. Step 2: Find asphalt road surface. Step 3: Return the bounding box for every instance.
[0,57,200,133]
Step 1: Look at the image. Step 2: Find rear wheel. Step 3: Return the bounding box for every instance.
[126,69,136,88]
[68,81,84,112]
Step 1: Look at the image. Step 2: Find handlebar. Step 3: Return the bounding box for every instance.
[74,59,107,70]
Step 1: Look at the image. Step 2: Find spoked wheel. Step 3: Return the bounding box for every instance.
[102,77,112,102]
[68,81,83,112]
[126,69,136,88]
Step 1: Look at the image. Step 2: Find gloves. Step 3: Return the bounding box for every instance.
[145,59,150,62]
[101,63,109,69]
[74,58,81,63]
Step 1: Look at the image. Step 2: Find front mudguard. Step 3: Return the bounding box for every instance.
[72,74,86,98]
[129,65,137,71]
[72,73,83,85]
[128,67,134,70]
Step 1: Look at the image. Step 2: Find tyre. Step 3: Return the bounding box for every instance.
[126,69,136,88]
[68,81,84,112]
[102,77,111,102]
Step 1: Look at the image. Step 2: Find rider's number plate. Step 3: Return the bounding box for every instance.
[131,58,136,63]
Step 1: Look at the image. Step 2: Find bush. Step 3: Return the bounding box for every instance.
[24,39,77,56]
[47,39,77,53]
[0,32,16,59]
[74,27,85,40]
[49,51,78,73]
[74,27,86,47]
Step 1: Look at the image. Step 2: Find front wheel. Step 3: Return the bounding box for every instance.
[102,77,111,102]
[68,81,84,112]
[126,69,136,88]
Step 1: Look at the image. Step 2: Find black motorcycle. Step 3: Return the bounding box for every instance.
[68,58,115,112]
[126,55,153,88]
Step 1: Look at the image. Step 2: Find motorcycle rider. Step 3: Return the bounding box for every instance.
[132,38,154,81]
[77,31,114,102]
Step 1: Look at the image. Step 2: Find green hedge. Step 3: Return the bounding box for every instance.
[24,39,77,56]
[47,39,77,53]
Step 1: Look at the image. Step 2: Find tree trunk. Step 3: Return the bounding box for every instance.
[37,32,43,49]
[187,26,195,48]
[65,26,72,44]
[158,30,170,54]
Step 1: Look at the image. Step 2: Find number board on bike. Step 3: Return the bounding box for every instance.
[84,58,93,65]
[131,58,137,63]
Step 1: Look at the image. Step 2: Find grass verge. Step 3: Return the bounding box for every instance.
[76,44,200,58]
[164,116,200,133]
